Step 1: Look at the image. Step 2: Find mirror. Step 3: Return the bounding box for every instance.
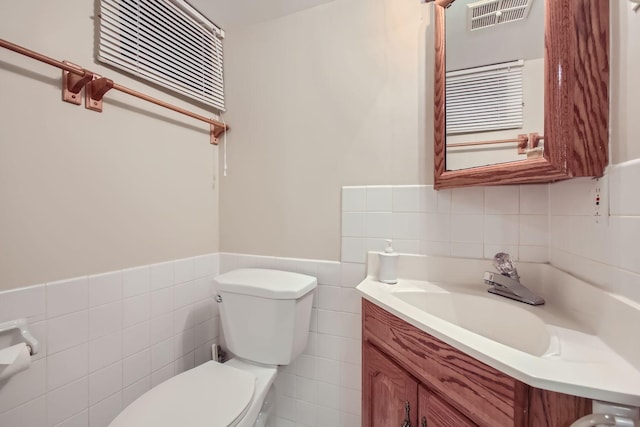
[445,0,544,171]
[431,0,610,189]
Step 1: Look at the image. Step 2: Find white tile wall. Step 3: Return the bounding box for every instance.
[342,184,550,263]
[341,171,640,304]
[549,161,640,303]
[343,177,640,305]
[0,254,219,427]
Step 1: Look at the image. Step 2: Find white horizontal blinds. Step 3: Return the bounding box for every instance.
[98,0,225,111]
[446,60,523,135]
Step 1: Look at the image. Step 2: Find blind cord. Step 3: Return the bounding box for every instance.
[221,115,228,177]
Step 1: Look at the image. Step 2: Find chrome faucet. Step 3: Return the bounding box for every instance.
[484,253,545,306]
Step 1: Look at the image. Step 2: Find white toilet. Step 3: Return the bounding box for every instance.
[109,268,317,427]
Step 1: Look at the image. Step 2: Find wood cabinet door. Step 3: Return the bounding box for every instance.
[363,342,419,427]
[418,385,478,427]
[363,299,528,426]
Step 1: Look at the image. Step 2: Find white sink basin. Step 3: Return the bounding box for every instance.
[391,290,551,356]
[356,254,640,406]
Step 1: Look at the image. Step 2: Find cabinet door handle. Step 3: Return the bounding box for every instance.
[421,416,427,427]
[401,401,411,427]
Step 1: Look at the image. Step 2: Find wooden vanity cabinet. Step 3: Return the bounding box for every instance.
[364,342,477,427]
[362,300,591,427]
[420,385,478,427]
[364,342,419,427]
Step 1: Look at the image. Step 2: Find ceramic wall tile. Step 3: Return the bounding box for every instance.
[391,213,423,240]
[122,376,151,408]
[609,160,640,216]
[519,215,548,247]
[485,186,520,214]
[149,262,174,291]
[484,214,519,245]
[47,311,89,355]
[47,344,88,391]
[341,212,366,238]
[88,391,122,427]
[437,189,452,213]
[122,267,149,299]
[0,285,46,324]
[341,187,366,212]
[173,258,195,285]
[89,302,122,340]
[89,272,122,308]
[341,238,366,263]
[122,322,150,358]
[549,178,593,216]
[47,277,88,319]
[392,186,421,212]
[46,378,88,427]
[89,332,122,373]
[451,242,484,258]
[365,186,393,212]
[420,186,438,213]
[0,359,46,414]
[0,254,220,423]
[150,288,174,318]
[452,187,484,214]
[88,362,122,406]
[520,184,549,215]
[0,397,46,427]
[365,212,392,238]
[451,214,484,243]
[122,294,150,328]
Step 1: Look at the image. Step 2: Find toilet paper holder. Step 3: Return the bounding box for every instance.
[0,318,39,355]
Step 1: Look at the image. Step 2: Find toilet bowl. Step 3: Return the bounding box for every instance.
[109,268,317,427]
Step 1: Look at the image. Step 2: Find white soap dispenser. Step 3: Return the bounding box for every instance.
[379,240,398,284]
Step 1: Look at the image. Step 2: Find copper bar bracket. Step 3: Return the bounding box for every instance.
[529,132,543,148]
[517,134,530,154]
[62,61,92,105]
[525,133,545,159]
[85,76,114,112]
[210,122,228,145]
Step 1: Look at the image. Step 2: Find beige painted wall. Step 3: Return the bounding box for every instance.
[610,1,640,163]
[0,0,220,291]
[220,0,432,261]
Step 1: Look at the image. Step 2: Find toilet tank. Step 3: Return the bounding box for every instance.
[214,269,317,366]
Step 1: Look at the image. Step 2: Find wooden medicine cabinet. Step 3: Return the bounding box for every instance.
[430,0,609,189]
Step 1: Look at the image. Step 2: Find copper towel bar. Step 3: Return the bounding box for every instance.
[447,133,543,155]
[0,37,228,144]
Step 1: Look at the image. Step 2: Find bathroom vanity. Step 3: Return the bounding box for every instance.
[358,255,640,427]
[363,299,588,426]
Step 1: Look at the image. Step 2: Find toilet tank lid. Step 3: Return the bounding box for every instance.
[214,268,317,299]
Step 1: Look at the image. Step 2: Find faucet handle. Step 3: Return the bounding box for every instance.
[483,271,508,288]
[493,252,520,280]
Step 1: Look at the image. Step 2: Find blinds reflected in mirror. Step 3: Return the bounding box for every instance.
[446,60,523,135]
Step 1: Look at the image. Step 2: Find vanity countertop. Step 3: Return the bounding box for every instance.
[357,254,640,406]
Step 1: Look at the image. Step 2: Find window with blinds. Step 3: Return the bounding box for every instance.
[98,0,225,111]
[446,60,523,135]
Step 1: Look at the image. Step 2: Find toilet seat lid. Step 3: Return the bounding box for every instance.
[109,361,255,427]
